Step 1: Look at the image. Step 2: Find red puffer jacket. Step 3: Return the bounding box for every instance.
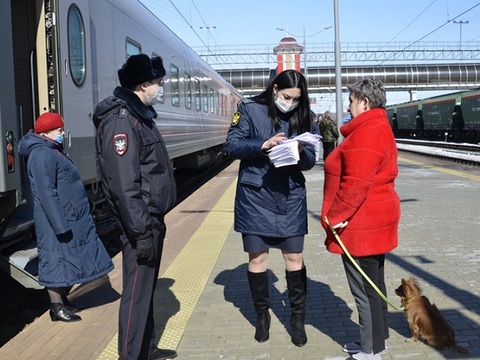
[321,108,400,256]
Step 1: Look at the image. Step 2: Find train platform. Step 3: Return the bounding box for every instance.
[0,154,479,360]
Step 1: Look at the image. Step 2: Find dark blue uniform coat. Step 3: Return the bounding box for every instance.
[224,100,316,238]
[18,131,113,287]
[92,87,177,241]
[93,86,177,360]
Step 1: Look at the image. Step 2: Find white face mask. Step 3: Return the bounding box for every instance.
[146,86,164,106]
[275,97,299,113]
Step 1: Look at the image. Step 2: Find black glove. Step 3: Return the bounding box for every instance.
[57,229,74,243]
[136,235,154,261]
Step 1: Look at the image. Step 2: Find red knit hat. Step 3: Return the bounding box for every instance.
[34,112,64,134]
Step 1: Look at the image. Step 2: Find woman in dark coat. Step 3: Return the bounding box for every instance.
[18,112,114,322]
[224,70,316,347]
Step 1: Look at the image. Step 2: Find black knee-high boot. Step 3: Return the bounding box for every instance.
[286,267,307,347]
[247,271,271,343]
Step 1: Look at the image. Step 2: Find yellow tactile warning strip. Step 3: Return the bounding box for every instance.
[399,156,480,181]
[96,180,236,359]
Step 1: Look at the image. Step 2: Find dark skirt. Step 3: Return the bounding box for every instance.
[242,234,305,253]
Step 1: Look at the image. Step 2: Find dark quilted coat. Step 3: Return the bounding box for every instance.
[224,100,317,237]
[18,131,114,287]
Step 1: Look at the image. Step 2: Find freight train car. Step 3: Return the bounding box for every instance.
[0,0,242,287]
[394,100,423,138]
[387,89,480,143]
[459,90,480,141]
[421,93,462,140]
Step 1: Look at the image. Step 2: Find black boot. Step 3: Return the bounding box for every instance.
[247,271,271,343]
[50,303,82,322]
[286,267,307,347]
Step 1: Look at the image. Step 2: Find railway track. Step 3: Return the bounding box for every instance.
[396,139,480,167]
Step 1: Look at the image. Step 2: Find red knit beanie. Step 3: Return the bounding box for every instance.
[34,112,64,134]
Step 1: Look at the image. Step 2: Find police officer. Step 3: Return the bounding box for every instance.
[224,70,316,347]
[93,54,177,360]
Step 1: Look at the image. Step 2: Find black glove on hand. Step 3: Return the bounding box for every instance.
[136,236,154,261]
[57,229,74,243]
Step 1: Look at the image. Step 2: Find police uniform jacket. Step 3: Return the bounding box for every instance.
[93,87,177,241]
[224,100,316,238]
[18,131,114,287]
[321,108,400,257]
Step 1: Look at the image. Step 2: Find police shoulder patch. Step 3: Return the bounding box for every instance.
[113,133,128,156]
[231,111,241,126]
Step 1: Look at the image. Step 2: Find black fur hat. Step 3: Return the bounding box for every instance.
[118,54,166,88]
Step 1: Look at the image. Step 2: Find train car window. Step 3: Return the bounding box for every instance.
[67,5,86,87]
[210,88,214,114]
[214,90,219,115]
[185,73,192,109]
[231,97,237,116]
[219,94,223,117]
[203,84,208,113]
[222,95,227,117]
[194,78,201,111]
[126,39,141,59]
[151,53,165,104]
[170,65,180,107]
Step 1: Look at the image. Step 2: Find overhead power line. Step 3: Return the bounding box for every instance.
[379,2,480,64]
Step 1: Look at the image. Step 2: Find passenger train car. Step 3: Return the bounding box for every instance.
[0,0,242,287]
[386,89,480,142]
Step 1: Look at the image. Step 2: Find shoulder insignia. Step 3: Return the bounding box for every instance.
[231,111,241,126]
[113,133,128,156]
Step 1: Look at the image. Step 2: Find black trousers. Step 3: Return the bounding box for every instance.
[118,217,166,360]
[342,254,389,355]
[322,142,336,160]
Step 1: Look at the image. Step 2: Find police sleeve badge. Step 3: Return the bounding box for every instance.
[231,111,241,126]
[113,133,128,156]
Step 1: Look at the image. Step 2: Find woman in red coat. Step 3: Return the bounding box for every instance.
[321,79,400,360]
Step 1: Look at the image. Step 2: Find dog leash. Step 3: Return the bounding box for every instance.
[324,216,403,311]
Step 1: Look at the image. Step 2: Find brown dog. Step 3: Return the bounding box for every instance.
[395,277,468,354]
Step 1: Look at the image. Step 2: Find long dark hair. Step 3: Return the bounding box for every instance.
[252,70,311,136]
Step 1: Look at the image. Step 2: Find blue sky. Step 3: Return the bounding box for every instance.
[138,0,480,109]
[139,0,480,48]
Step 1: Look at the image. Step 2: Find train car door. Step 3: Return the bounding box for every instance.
[0,1,24,219]
[54,0,96,184]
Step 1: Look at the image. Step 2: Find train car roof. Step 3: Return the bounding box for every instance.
[460,88,480,100]
[391,99,424,109]
[421,91,462,105]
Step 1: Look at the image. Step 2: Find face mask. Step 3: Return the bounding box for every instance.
[146,86,164,106]
[275,97,299,113]
[54,134,64,145]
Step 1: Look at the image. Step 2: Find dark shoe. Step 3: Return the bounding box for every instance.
[148,347,178,360]
[290,314,307,347]
[247,271,271,343]
[254,311,271,343]
[286,267,308,347]
[343,340,388,355]
[62,295,85,313]
[50,303,82,322]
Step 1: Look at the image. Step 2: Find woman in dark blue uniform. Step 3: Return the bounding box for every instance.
[224,69,316,347]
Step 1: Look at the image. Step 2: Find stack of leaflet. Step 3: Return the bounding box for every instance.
[268,132,321,168]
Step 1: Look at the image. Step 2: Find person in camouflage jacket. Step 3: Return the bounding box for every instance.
[319,111,339,160]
